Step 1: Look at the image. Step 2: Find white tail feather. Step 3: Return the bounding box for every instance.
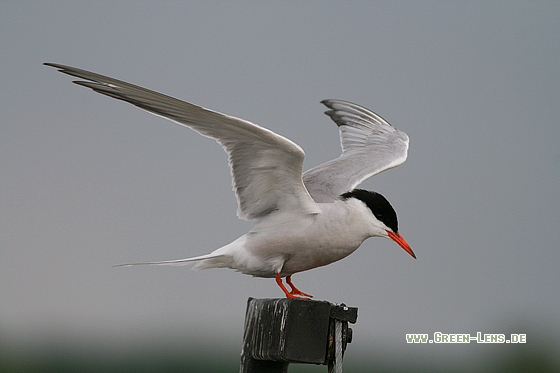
[115,236,246,270]
[113,252,225,267]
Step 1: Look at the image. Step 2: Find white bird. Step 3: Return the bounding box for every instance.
[45,62,416,299]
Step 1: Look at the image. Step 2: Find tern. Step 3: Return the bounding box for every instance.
[45,62,416,299]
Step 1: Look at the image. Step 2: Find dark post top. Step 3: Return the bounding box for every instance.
[240,297,357,372]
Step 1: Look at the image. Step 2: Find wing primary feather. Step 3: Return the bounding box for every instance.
[302,99,409,202]
[45,62,320,220]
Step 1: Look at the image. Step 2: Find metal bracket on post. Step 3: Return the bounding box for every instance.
[240,298,358,373]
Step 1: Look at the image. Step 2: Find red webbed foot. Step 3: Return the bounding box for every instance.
[275,273,313,299]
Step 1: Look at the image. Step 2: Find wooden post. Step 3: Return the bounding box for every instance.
[240,298,357,372]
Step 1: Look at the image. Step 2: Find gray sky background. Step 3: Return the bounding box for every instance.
[2,0,559,368]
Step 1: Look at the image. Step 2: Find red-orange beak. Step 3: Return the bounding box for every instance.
[387,231,416,259]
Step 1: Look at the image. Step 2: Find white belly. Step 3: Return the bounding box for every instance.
[240,200,372,277]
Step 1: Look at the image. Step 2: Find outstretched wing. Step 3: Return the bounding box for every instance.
[45,63,319,220]
[303,99,409,202]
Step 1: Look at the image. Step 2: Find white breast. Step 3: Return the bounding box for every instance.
[239,198,375,276]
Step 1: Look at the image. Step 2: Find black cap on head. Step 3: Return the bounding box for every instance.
[341,189,399,233]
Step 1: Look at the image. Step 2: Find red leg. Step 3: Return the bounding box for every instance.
[276,273,301,299]
[286,275,313,298]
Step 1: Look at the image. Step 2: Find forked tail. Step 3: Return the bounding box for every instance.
[113,252,226,268]
[115,236,245,270]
